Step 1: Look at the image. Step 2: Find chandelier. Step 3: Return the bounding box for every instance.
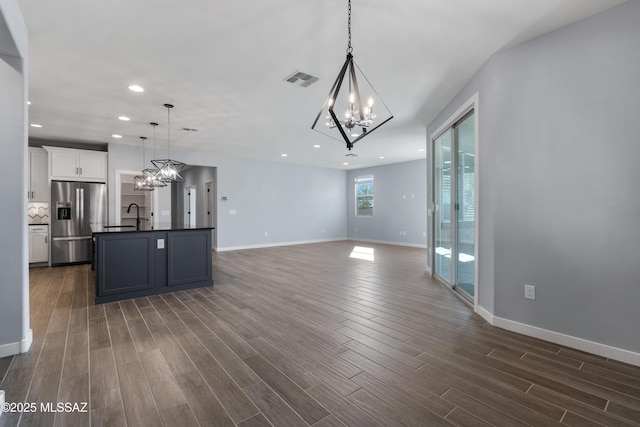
[142,122,167,188]
[134,137,154,191]
[152,103,185,183]
[311,0,393,150]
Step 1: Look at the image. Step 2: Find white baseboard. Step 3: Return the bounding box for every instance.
[347,238,428,249]
[216,237,347,252]
[21,328,33,353]
[217,237,427,252]
[0,341,21,359]
[477,306,640,367]
[477,305,494,324]
[0,328,32,358]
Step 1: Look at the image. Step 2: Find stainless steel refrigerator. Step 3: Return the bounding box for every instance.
[51,181,107,265]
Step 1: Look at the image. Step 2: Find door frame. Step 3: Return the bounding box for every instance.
[114,170,158,229]
[429,92,479,310]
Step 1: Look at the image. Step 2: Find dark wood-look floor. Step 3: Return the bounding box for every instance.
[1,240,640,426]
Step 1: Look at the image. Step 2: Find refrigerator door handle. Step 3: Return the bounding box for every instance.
[80,188,85,228]
[52,236,92,241]
[75,188,81,221]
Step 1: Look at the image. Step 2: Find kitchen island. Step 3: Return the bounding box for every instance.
[92,226,214,304]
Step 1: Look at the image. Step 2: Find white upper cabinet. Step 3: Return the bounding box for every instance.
[44,146,107,182]
[28,147,49,201]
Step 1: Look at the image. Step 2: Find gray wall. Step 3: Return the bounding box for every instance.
[109,144,347,249]
[347,160,427,247]
[171,166,217,228]
[427,1,640,353]
[0,0,29,354]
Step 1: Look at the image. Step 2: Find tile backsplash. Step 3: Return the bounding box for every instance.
[28,202,49,224]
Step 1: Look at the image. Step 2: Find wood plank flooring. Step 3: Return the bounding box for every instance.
[1,240,640,426]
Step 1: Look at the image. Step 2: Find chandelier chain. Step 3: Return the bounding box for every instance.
[347,0,352,54]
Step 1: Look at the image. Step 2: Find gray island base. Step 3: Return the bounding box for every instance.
[93,227,213,304]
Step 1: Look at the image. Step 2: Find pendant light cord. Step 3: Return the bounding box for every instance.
[151,122,158,160]
[167,106,171,158]
[347,0,352,54]
[140,137,147,170]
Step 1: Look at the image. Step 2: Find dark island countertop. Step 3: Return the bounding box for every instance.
[91,223,214,235]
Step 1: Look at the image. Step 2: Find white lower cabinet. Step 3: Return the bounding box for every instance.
[29,224,49,263]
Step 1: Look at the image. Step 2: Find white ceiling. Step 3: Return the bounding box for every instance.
[20,0,625,170]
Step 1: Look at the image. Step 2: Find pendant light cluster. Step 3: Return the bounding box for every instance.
[134,103,185,191]
[311,0,393,150]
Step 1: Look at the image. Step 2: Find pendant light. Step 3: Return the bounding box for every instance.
[311,0,393,150]
[152,103,185,183]
[143,122,167,188]
[134,137,154,191]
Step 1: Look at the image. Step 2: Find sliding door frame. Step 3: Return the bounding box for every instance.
[429,93,480,310]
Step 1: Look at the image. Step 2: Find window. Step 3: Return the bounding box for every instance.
[355,176,374,216]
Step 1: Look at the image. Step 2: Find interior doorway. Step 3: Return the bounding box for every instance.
[205,181,214,228]
[115,170,156,230]
[184,186,196,227]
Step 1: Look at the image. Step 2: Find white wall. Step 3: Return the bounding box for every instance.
[0,0,30,357]
[108,144,347,250]
[427,1,640,361]
[347,160,427,247]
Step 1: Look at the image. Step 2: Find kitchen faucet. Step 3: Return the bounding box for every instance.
[127,203,141,230]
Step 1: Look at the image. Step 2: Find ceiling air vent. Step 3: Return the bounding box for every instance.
[345,153,359,157]
[284,70,319,87]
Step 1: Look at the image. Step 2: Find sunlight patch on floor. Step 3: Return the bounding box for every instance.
[349,246,375,262]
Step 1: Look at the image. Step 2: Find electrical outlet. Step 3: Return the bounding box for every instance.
[524,284,536,300]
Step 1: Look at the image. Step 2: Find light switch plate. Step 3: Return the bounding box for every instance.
[524,284,536,300]
[157,239,165,249]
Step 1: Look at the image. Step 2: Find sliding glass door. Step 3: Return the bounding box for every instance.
[433,111,476,301]
[434,131,452,283]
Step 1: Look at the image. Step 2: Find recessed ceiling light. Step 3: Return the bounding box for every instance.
[418,148,425,152]
[379,156,385,159]
[112,134,122,139]
[30,123,42,128]
[27,101,31,105]
[343,162,349,166]
[128,84,144,93]
[281,154,288,157]
[313,145,321,148]
[118,116,130,121]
